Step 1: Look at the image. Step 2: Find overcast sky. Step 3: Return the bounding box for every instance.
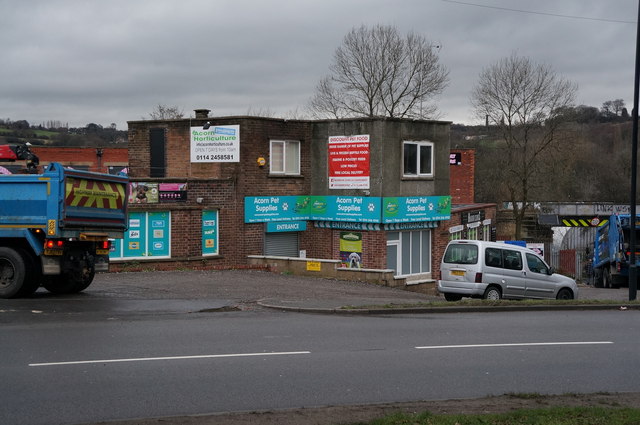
[0,0,637,130]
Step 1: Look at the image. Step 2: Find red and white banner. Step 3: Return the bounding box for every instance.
[328,135,370,189]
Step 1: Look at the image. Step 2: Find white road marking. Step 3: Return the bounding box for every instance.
[29,351,311,367]
[415,341,613,350]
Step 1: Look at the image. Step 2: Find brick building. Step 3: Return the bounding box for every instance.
[116,110,473,290]
[1,146,128,175]
[440,148,497,275]
[32,146,128,174]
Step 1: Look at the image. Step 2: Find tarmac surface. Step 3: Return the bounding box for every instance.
[74,269,640,425]
[85,269,638,313]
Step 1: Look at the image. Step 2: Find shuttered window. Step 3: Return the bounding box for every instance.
[264,232,299,257]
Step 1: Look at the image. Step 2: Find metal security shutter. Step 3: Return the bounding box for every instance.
[265,232,299,257]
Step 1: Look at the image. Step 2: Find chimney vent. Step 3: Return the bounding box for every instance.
[194,109,210,119]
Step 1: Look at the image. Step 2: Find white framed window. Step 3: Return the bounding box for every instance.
[483,223,492,241]
[449,224,464,241]
[467,221,480,240]
[270,140,300,175]
[403,141,433,177]
[386,230,431,277]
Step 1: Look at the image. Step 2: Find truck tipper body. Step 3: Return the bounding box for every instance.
[593,214,640,288]
[0,162,128,297]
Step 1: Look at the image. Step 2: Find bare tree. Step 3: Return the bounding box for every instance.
[148,104,184,120]
[309,24,449,119]
[471,53,577,239]
[601,99,626,120]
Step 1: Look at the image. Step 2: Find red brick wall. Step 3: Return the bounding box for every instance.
[301,227,387,269]
[125,117,313,269]
[31,146,128,173]
[450,149,475,204]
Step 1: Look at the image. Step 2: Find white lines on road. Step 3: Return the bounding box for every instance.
[29,351,311,367]
[415,341,614,350]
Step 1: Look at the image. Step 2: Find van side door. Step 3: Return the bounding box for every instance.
[484,247,526,298]
[523,253,556,299]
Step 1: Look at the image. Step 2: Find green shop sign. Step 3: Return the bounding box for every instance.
[245,195,450,224]
[382,196,451,223]
[245,195,380,223]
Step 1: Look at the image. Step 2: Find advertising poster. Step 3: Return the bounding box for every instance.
[328,135,370,189]
[190,125,240,162]
[147,211,170,257]
[110,212,171,259]
[159,183,187,202]
[128,182,159,204]
[340,232,363,268]
[527,243,544,257]
[202,210,218,255]
[123,212,146,257]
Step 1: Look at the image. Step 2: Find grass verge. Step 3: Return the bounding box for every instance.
[341,298,640,310]
[356,406,640,424]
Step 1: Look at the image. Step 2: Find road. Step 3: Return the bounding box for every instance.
[2,289,640,425]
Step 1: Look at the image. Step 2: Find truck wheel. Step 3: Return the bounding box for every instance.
[43,254,95,294]
[0,247,26,298]
[594,269,603,288]
[16,249,41,297]
[42,275,75,295]
[603,268,612,289]
[70,259,96,293]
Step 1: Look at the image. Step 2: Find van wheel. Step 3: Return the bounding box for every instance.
[483,286,501,300]
[556,288,574,300]
[444,293,463,302]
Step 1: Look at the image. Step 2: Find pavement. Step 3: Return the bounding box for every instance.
[83,269,639,314]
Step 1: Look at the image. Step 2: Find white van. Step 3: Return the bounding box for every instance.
[438,240,578,301]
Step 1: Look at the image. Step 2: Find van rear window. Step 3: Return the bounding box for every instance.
[443,244,478,264]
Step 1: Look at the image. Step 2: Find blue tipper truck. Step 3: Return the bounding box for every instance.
[593,214,640,288]
[0,160,128,298]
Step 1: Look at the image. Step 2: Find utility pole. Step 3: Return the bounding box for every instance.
[629,0,640,301]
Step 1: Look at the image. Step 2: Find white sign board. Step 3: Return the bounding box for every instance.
[190,125,240,162]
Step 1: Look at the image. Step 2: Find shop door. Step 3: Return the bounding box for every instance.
[265,232,299,257]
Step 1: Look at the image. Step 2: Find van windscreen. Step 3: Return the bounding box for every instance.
[443,244,478,264]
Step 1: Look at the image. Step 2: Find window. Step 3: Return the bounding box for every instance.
[270,140,300,175]
[503,250,523,270]
[403,141,433,177]
[526,253,549,274]
[150,128,166,177]
[386,230,432,276]
[449,225,464,241]
[444,243,478,265]
[483,223,492,241]
[485,248,522,270]
[485,248,503,267]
